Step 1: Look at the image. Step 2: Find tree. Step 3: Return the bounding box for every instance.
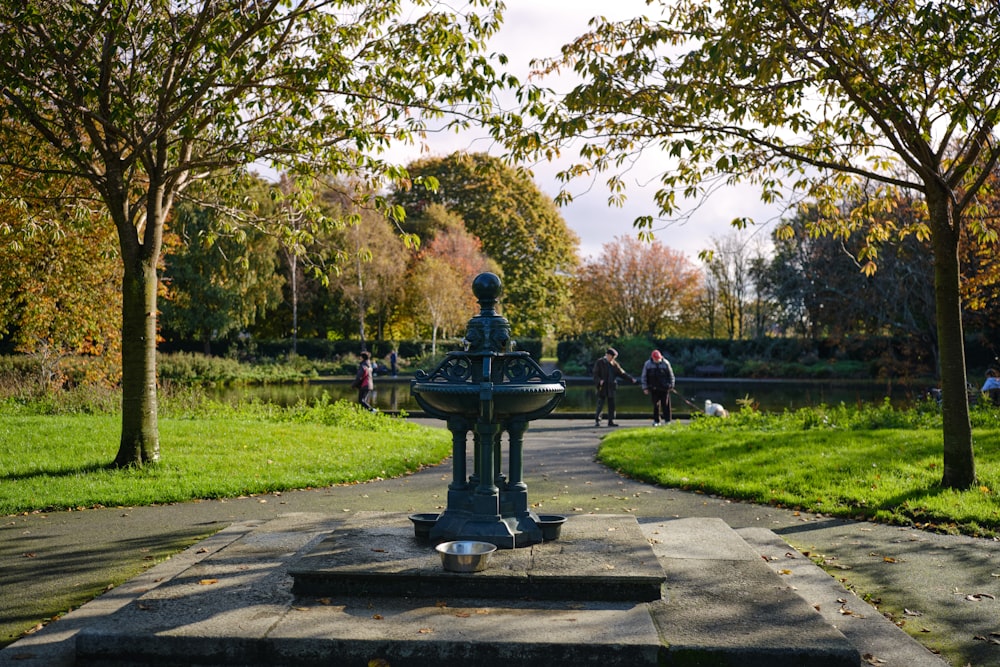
[409,256,469,356]
[509,0,1000,489]
[159,195,284,355]
[393,152,579,336]
[574,236,702,338]
[703,234,755,340]
[759,200,937,357]
[0,192,121,385]
[405,204,499,351]
[0,1,506,466]
[330,203,409,350]
[959,169,1000,357]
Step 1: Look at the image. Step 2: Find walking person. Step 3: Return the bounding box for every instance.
[354,351,376,412]
[641,349,675,426]
[593,347,635,427]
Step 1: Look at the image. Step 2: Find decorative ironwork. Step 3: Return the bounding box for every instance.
[410,272,565,548]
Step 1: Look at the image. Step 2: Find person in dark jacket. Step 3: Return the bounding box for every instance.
[593,347,635,427]
[640,349,675,426]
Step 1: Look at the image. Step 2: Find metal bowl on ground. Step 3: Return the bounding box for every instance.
[435,540,497,573]
[536,514,567,541]
[408,513,440,540]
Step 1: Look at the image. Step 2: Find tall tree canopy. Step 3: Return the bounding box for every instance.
[506,0,1000,489]
[0,0,507,466]
[574,236,702,339]
[393,152,579,337]
[159,196,284,355]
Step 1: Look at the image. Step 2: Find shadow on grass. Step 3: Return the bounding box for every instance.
[1,461,116,482]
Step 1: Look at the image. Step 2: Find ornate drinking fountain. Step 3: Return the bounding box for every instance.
[410,272,565,548]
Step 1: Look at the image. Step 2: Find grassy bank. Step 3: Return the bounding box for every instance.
[0,393,450,515]
[598,399,1000,537]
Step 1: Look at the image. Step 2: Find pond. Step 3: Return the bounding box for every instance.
[212,376,931,416]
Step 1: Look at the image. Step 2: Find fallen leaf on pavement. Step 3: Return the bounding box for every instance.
[198,579,218,586]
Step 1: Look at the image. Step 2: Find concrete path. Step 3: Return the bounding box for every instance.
[1,418,998,665]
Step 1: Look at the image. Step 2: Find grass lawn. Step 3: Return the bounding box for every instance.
[598,401,1000,537]
[0,397,450,515]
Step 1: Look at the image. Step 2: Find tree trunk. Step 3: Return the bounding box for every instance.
[114,239,160,467]
[927,185,976,489]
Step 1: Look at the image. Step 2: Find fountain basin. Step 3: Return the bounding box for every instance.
[411,382,565,420]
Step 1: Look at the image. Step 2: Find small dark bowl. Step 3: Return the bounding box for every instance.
[408,513,440,540]
[536,514,567,541]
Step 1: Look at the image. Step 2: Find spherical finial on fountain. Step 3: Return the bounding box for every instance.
[472,272,502,315]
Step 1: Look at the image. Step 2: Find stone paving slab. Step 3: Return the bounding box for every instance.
[738,527,950,666]
[643,517,861,666]
[289,512,664,602]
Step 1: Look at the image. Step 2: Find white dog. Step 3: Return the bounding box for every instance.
[704,399,729,418]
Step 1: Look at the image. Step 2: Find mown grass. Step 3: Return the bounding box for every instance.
[598,399,1000,537]
[0,392,450,515]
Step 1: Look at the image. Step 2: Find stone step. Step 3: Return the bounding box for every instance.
[68,513,869,666]
[289,512,665,602]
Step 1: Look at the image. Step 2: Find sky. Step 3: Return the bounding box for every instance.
[388,0,782,262]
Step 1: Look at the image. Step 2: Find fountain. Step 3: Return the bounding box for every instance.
[409,272,565,548]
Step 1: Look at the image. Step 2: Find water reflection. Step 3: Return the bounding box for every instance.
[213,378,926,415]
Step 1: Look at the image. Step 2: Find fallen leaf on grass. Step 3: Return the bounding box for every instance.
[965,593,996,601]
[973,635,1000,645]
[904,608,923,617]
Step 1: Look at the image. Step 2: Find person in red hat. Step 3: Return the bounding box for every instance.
[640,349,675,426]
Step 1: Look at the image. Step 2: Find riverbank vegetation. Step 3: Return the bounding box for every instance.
[599,399,1000,538]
